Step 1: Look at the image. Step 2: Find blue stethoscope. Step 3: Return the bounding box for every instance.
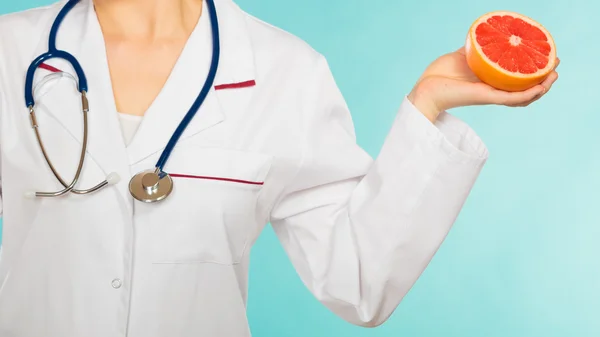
[24,0,220,203]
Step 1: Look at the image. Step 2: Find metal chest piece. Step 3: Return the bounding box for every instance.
[129,169,173,203]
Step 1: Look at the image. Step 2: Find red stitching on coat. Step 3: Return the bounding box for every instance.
[169,173,264,185]
[214,80,256,90]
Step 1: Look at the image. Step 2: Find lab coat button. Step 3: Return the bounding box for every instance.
[111,278,122,289]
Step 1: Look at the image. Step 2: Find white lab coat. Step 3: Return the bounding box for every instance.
[0,0,489,336]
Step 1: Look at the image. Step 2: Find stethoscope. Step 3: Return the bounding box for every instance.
[24,0,220,203]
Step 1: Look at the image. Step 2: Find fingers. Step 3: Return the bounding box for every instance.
[525,71,559,105]
[491,85,545,107]
[511,58,560,106]
[542,70,559,89]
[478,66,559,107]
[433,54,559,109]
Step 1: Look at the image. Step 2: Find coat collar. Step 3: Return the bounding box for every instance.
[34,0,257,201]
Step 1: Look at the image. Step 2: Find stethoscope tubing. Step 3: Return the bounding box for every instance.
[154,0,220,171]
[25,0,87,108]
[23,0,221,201]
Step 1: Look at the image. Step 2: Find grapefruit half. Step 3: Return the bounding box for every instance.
[465,11,557,92]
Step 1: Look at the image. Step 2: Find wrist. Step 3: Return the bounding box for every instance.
[408,79,442,123]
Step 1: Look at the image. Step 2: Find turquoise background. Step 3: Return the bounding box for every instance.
[1,0,598,336]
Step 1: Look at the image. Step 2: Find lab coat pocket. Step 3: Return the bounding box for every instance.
[148,147,273,265]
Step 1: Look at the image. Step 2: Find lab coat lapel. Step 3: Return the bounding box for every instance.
[127,0,257,166]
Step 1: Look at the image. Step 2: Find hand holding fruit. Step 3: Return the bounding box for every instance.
[408,11,559,122]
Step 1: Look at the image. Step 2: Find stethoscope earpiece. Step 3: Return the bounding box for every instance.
[24,191,37,199]
[106,172,121,185]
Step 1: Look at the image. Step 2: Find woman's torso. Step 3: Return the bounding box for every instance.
[0,0,323,335]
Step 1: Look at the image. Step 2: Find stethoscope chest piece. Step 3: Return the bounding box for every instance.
[129,169,173,203]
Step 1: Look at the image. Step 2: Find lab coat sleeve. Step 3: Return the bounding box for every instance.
[269,55,489,327]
